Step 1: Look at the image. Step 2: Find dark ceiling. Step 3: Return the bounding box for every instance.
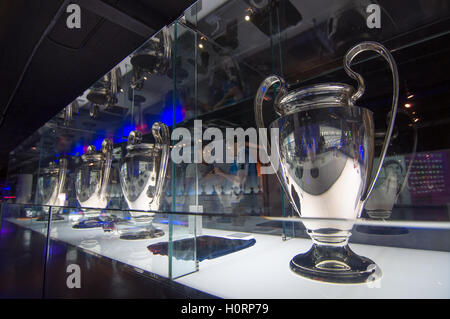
[0,0,195,178]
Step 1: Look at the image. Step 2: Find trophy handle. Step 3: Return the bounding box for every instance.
[99,138,113,201]
[396,110,418,195]
[150,122,170,210]
[254,75,288,154]
[344,41,399,202]
[111,67,122,97]
[254,75,296,209]
[56,158,67,206]
[162,26,172,73]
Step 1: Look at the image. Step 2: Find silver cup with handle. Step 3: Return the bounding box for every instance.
[255,42,399,284]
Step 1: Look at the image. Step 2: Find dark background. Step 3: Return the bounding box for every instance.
[0,0,195,178]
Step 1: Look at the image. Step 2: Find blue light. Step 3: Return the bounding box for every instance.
[121,123,136,138]
[53,93,186,159]
[92,137,104,150]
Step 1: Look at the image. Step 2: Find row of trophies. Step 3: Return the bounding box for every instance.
[31,40,410,284]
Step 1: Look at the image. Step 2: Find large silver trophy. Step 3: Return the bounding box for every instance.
[74,139,113,229]
[255,42,399,283]
[36,158,68,221]
[118,122,170,240]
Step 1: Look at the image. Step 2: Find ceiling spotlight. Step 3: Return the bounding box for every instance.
[407,93,414,99]
[143,76,148,81]
[198,43,204,49]
[404,103,412,108]
[413,118,419,123]
[244,14,251,21]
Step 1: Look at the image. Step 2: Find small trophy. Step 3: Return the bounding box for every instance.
[36,158,68,221]
[87,67,122,118]
[130,26,172,89]
[118,122,170,240]
[255,42,399,283]
[365,110,418,220]
[74,139,114,229]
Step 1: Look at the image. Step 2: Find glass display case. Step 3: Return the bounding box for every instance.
[1,0,450,298]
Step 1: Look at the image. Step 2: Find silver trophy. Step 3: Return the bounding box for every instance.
[255,42,399,283]
[87,67,122,118]
[118,122,170,240]
[130,26,172,89]
[365,159,404,219]
[365,110,418,220]
[74,139,113,229]
[36,158,68,221]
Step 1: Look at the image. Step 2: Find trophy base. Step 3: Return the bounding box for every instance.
[366,210,392,219]
[289,244,382,284]
[119,226,165,240]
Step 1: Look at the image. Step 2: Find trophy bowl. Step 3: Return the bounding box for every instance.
[255,42,400,284]
[118,122,169,240]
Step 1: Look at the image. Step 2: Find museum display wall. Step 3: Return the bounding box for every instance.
[1,0,450,298]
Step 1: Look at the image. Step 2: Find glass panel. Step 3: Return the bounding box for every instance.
[0,203,49,298]
[43,207,174,297]
[169,21,199,279]
[171,0,450,297]
[3,0,450,299]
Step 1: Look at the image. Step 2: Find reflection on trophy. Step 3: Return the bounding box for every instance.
[118,122,170,240]
[365,159,405,219]
[130,26,172,89]
[255,42,399,283]
[86,66,122,118]
[35,158,68,221]
[74,139,114,229]
[365,110,418,220]
[57,100,79,127]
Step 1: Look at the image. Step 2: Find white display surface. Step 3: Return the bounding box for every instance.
[7,217,450,298]
[177,228,450,298]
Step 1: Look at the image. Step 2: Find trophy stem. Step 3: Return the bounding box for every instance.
[366,210,392,219]
[308,229,351,247]
[290,241,382,284]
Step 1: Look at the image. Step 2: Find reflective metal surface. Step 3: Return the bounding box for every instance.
[86,67,123,117]
[118,122,170,239]
[255,41,399,283]
[130,26,172,89]
[75,139,113,223]
[36,158,67,219]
